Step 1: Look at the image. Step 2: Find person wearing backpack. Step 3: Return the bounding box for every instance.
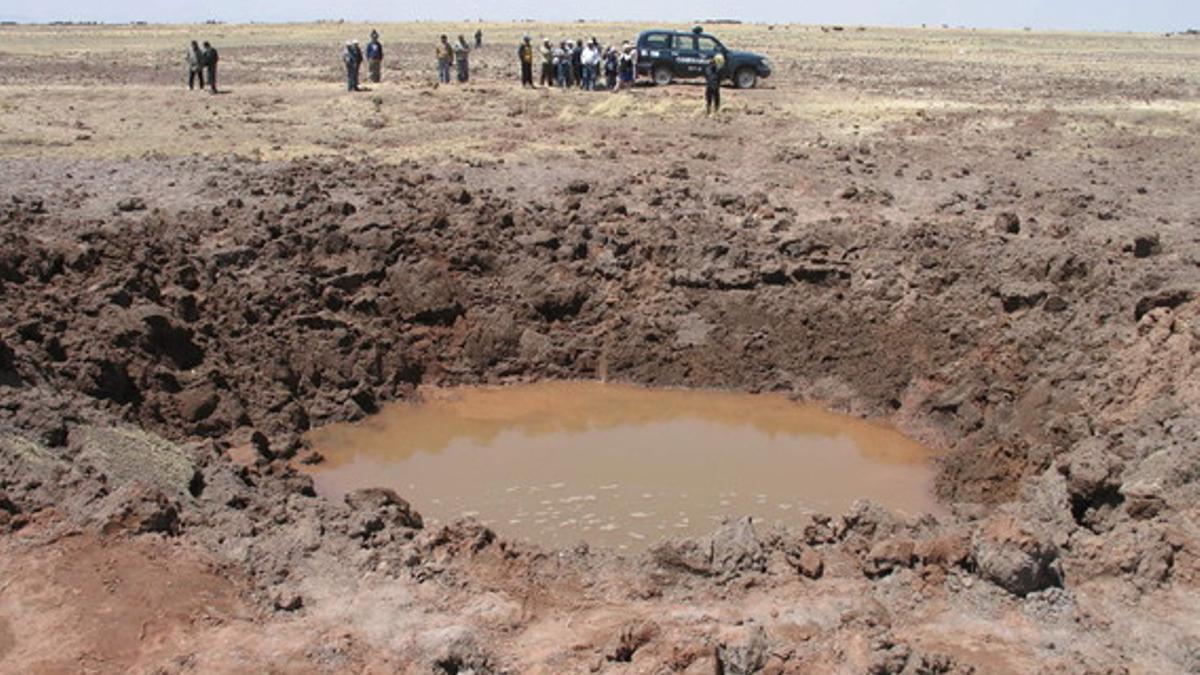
[201,41,219,93]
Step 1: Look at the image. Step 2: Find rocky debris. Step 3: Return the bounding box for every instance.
[523,276,589,321]
[93,482,181,536]
[345,487,424,538]
[607,620,661,662]
[863,537,917,578]
[273,591,304,612]
[867,635,911,675]
[997,282,1048,312]
[72,425,198,500]
[116,196,147,212]
[1131,234,1161,258]
[1134,289,1192,321]
[0,337,19,387]
[787,547,825,579]
[1058,440,1122,529]
[651,517,766,577]
[994,212,1021,234]
[972,515,1061,596]
[716,625,769,675]
[711,517,767,575]
[386,260,463,325]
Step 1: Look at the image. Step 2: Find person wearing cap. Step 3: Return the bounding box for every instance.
[539,38,554,87]
[366,30,384,83]
[343,40,363,91]
[517,35,535,88]
[704,52,726,114]
[436,35,454,84]
[614,42,635,93]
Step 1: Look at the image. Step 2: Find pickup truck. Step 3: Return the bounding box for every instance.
[636,27,772,88]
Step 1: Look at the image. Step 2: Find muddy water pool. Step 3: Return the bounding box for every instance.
[307,382,940,552]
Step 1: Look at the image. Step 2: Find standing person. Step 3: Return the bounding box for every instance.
[187,40,205,90]
[603,47,618,90]
[366,30,384,84]
[436,35,454,84]
[517,35,535,88]
[201,41,219,93]
[571,39,583,88]
[580,40,599,91]
[539,38,554,87]
[614,42,635,93]
[455,35,470,83]
[554,41,569,89]
[475,29,483,48]
[343,40,361,91]
[352,40,364,87]
[704,52,725,115]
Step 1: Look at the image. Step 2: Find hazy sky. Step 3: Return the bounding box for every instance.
[2,0,1197,33]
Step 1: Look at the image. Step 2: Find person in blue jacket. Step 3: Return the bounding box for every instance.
[366,30,384,83]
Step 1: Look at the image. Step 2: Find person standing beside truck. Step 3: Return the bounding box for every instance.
[704,52,725,114]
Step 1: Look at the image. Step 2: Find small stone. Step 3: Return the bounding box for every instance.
[274,592,304,612]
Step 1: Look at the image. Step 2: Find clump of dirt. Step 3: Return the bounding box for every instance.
[1,155,1197,672]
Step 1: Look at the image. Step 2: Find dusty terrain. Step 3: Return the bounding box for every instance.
[1,20,1199,674]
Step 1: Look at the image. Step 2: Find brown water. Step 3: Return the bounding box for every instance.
[307,382,940,552]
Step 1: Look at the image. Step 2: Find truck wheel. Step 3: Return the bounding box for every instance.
[653,65,673,86]
[734,68,757,89]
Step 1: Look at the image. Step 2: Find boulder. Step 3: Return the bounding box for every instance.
[972,514,1061,596]
[710,517,766,575]
[93,483,181,536]
[864,537,916,577]
[385,261,463,325]
[345,487,423,530]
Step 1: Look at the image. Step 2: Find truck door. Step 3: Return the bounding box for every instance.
[672,34,700,77]
[696,35,724,75]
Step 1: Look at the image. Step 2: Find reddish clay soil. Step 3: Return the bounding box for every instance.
[1,23,1199,675]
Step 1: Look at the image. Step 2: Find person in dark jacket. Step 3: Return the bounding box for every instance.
[475,29,483,48]
[366,30,384,83]
[201,41,219,93]
[343,40,363,91]
[517,35,535,88]
[704,53,726,114]
[571,39,583,88]
[187,41,205,90]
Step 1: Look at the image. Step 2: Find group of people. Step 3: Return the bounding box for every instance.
[185,41,219,93]
[342,30,385,91]
[435,34,476,84]
[517,36,635,92]
[187,28,722,112]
